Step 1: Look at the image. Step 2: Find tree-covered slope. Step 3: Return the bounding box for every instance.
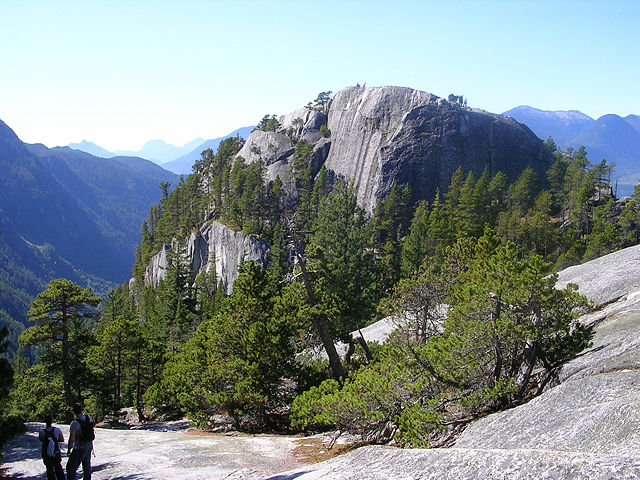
[0,119,177,355]
[27,144,179,255]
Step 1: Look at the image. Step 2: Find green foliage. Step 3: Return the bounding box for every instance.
[0,325,24,453]
[146,262,304,428]
[619,184,640,246]
[292,230,591,446]
[8,364,66,421]
[254,114,281,132]
[0,326,14,402]
[307,181,381,342]
[20,278,100,405]
[319,124,330,138]
[307,91,332,114]
[291,344,421,442]
[86,314,151,417]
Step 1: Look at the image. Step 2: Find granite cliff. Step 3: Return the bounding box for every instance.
[238,85,552,212]
[143,86,552,291]
[144,220,269,295]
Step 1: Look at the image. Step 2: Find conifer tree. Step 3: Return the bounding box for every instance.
[19,279,100,405]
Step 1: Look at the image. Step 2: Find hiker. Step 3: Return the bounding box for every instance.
[38,413,66,480]
[66,403,94,480]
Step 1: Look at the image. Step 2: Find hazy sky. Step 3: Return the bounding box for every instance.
[1,0,638,151]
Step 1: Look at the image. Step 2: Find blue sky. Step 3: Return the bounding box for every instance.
[1,0,638,151]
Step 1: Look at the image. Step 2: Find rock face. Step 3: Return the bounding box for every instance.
[267,245,640,479]
[144,220,270,294]
[240,85,552,212]
[145,85,552,294]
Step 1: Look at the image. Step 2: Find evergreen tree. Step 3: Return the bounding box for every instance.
[0,325,21,451]
[401,201,431,275]
[583,198,620,261]
[19,279,100,405]
[146,262,300,428]
[619,184,640,246]
[86,315,146,415]
[307,181,380,343]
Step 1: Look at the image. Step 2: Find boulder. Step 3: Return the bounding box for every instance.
[279,107,328,144]
[235,130,295,182]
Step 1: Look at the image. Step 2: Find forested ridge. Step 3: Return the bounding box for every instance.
[0,120,178,370]
[5,106,640,449]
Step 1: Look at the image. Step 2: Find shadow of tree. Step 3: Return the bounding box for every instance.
[90,462,146,480]
[3,428,43,463]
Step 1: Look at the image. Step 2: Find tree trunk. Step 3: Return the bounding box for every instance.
[355,331,373,363]
[490,295,503,381]
[135,353,146,422]
[61,308,73,406]
[297,254,346,380]
[516,304,542,397]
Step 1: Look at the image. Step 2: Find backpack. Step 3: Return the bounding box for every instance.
[41,428,60,459]
[76,414,95,444]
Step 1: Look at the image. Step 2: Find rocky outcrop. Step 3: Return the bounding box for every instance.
[236,130,295,182]
[201,221,270,294]
[268,245,640,479]
[239,86,552,213]
[144,220,270,294]
[145,86,554,295]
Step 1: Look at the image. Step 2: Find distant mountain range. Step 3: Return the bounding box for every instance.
[68,126,254,174]
[0,119,178,355]
[503,106,640,196]
[161,127,254,173]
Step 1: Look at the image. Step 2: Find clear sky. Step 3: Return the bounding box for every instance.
[1,0,638,151]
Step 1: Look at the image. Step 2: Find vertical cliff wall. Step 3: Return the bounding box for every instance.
[238,85,552,213]
[144,220,270,294]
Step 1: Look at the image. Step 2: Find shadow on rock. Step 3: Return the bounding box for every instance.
[91,462,146,480]
[1,473,41,480]
[3,425,43,464]
[263,472,310,480]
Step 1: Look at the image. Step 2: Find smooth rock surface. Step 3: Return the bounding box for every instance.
[263,445,640,480]
[2,422,303,480]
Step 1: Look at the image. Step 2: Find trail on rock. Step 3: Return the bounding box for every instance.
[3,422,306,480]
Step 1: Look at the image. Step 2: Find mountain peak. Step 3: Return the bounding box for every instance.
[68,140,114,158]
[502,105,595,146]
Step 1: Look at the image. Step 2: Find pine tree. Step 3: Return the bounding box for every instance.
[19,279,100,405]
[401,201,431,276]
